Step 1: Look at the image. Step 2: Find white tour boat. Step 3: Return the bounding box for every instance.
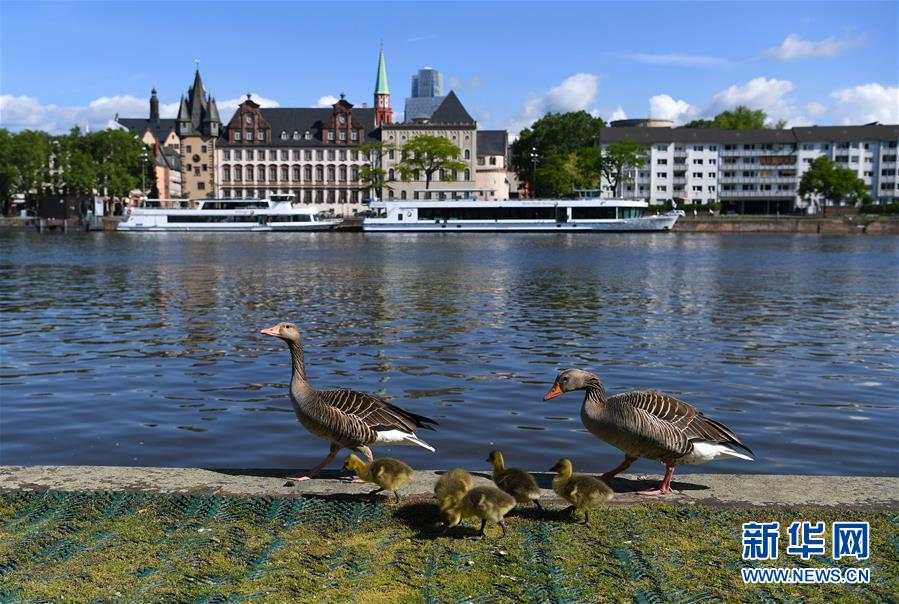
[118,194,342,232]
[362,189,678,232]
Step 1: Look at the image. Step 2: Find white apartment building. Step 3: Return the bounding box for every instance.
[600,123,898,213]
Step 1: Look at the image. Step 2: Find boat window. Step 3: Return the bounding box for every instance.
[418,207,556,221]
[269,215,312,222]
[617,207,643,219]
[572,208,617,220]
[201,200,269,209]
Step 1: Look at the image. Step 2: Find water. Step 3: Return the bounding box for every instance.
[1,232,897,477]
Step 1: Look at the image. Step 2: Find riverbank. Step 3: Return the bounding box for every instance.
[2,466,896,509]
[1,467,896,602]
[673,215,899,234]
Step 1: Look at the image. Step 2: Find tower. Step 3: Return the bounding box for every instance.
[150,87,159,121]
[374,46,393,127]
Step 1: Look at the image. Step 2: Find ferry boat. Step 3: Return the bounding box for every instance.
[362,189,678,232]
[118,194,342,232]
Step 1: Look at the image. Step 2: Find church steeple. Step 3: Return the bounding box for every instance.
[149,86,159,121]
[374,46,393,127]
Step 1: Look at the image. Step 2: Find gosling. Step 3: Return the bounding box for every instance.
[434,468,474,512]
[444,485,516,538]
[343,454,413,503]
[549,458,614,526]
[487,450,542,510]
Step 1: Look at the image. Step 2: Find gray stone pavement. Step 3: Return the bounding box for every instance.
[2,466,896,509]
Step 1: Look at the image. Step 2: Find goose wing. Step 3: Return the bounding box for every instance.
[317,388,438,434]
[610,390,752,454]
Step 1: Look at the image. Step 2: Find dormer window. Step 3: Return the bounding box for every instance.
[257,129,264,141]
[234,131,241,141]
[328,131,335,141]
[351,131,359,141]
[304,131,311,140]
[293,131,299,140]
[280,131,287,140]
[339,131,346,141]
[246,131,253,141]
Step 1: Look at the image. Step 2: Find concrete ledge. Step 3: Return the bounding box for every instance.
[2,466,896,509]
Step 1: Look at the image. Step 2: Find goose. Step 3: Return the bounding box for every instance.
[544,369,753,495]
[443,485,516,538]
[260,322,437,480]
[434,468,474,512]
[487,450,542,509]
[343,454,414,503]
[549,458,613,526]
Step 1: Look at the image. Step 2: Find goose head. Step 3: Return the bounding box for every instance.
[260,322,301,344]
[486,449,505,469]
[543,369,601,400]
[549,458,573,476]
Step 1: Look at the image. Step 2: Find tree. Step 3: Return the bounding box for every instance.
[396,135,467,190]
[511,111,605,197]
[357,141,396,200]
[683,105,785,129]
[602,140,648,197]
[799,156,871,215]
[10,130,51,197]
[0,129,13,215]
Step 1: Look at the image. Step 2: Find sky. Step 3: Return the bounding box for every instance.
[1,1,897,135]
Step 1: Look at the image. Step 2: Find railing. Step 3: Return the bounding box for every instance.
[720,148,796,156]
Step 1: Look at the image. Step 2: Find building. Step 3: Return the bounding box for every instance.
[116,87,182,198]
[374,47,393,127]
[598,123,899,212]
[380,91,479,201]
[175,70,221,198]
[215,94,379,215]
[405,67,446,123]
[475,130,510,200]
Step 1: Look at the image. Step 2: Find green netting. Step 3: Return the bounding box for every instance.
[0,491,896,603]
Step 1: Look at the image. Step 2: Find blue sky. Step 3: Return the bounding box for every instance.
[1,1,896,134]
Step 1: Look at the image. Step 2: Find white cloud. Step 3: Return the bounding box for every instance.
[702,76,816,125]
[648,94,697,123]
[0,92,278,134]
[448,75,482,90]
[508,73,600,134]
[313,95,339,108]
[625,52,727,67]
[217,93,279,119]
[764,33,863,60]
[830,83,899,124]
[608,105,627,122]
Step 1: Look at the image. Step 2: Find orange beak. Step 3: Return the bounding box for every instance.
[259,325,280,337]
[543,382,564,400]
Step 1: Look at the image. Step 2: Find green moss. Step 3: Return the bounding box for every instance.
[0,492,895,603]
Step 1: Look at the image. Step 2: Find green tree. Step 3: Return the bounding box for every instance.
[511,111,605,196]
[10,130,51,197]
[88,129,147,196]
[0,129,13,214]
[602,140,649,197]
[798,156,870,215]
[358,141,396,200]
[55,127,98,196]
[396,135,467,190]
[683,105,786,129]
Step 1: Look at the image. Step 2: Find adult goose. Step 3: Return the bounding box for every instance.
[544,369,752,495]
[261,322,437,480]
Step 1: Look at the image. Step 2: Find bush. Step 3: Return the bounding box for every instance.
[860,202,899,215]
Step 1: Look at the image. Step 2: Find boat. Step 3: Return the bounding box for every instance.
[362,189,678,232]
[118,194,342,232]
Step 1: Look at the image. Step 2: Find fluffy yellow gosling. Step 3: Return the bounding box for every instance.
[343,454,413,503]
[444,485,516,538]
[487,450,542,509]
[550,458,613,526]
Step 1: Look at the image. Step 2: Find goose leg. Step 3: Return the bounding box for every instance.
[533,499,543,510]
[368,487,384,499]
[287,443,341,481]
[499,520,507,538]
[601,455,637,483]
[582,510,590,527]
[637,464,675,495]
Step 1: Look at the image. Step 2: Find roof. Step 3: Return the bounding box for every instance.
[403,96,445,122]
[477,130,507,156]
[156,146,181,170]
[601,123,899,145]
[219,107,380,146]
[118,118,176,144]
[429,91,475,125]
[375,48,389,95]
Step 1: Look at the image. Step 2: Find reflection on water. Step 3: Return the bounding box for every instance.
[1,232,897,476]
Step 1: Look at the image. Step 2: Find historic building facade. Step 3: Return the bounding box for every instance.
[215,94,379,215]
[380,91,479,200]
[475,130,510,200]
[175,70,221,199]
[117,87,182,198]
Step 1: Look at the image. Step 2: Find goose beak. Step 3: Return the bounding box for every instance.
[259,325,280,337]
[543,383,564,400]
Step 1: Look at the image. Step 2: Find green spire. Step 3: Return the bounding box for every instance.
[375,47,390,95]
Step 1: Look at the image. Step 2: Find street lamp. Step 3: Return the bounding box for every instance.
[530,146,540,199]
[140,147,149,196]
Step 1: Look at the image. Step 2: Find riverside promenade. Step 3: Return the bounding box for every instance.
[2,466,897,602]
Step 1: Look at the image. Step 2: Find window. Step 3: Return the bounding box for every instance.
[234,166,242,181]
[692,172,702,178]
[657,158,668,165]
[234,150,242,160]
[339,166,347,181]
[293,166,301,180]
[327,131,335,141]
[656,185,667,191]
[490,157,497,165]
[388,168,395,180]
[245,149,253,161]
[186,145,192,153]
[246,131,253,141]
[269,166,277,181]
[351,150,358,161]
[281,150,288,161]
[223,166,231,181]
[709,145,717,151]
[304,166,312,180]
[223,150,231,160]
[656,145,667,151]
[269,150,277,161]
[656,172,668,178]
[293,131,300,140]
[304,150,312,161]
[339,131,346,141]
[198,182,205,190]
[693,158,704,164]
[201,145,207,153]
[258,130,264,140]
[464,169,470,180]
[202,164,208,172]
[693,145,703,151]
[351,131,359,141]
[281,131,287,140]
[316,150,324,161]
[339,150,347,161]
[246,166,254,181]
[281,166,289,181]
[388,150,395,160]
[464,149,471,160]
[292,150,300,161]
[708,173,716,178]
[709,159,717,165]
[693,186,702,191]
[708,185,716,192]
[305,131,312,140]
[328,150,335,161]
[400,190,407,200]
[351,166,358,181]
[327,166,335,181]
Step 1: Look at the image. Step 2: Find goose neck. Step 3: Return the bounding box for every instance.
[286,338,311,390]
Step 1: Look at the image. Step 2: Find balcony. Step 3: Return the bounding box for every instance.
[720,148,796,156]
